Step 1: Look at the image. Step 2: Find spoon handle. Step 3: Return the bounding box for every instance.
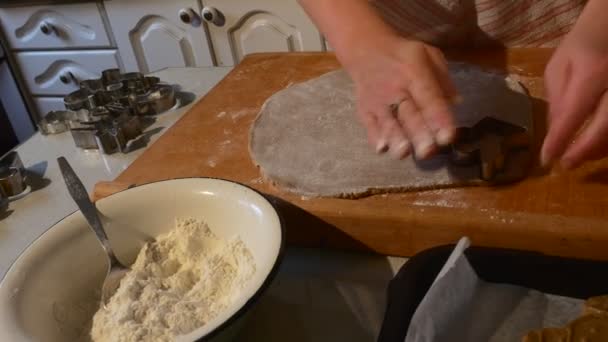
[57,157,119,264]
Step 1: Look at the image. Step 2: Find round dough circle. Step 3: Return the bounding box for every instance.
[250,63,533,198]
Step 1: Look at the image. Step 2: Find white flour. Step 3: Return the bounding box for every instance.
[90,218,256,342]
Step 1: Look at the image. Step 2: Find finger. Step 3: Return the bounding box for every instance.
[560,91,608,169]
[426,47,460,103]
[541,70,605,166]
[542,56,571,164]
[376,105,411,159]
[544,56,571,115]
[357,108,384,152]
[397,97,435,159]
[407,52,457,146]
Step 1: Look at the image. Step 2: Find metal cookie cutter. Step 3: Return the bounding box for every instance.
[38,110,70,135]
[80,78,104,93]
[70,114,142,154]
[0,151,27,197]
[101,68,122,85]
[64,89,112,111]
[128,84,176,115]
[448,117,531,182]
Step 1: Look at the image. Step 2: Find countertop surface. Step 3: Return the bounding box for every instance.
[0,66,407,340]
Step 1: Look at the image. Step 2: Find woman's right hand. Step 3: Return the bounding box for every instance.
[344,34,459,159]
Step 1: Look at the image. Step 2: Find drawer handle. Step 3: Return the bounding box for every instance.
[201,7,225,27]
[178,8,200,25]
[60,72,75,84]
[39,22,54,35]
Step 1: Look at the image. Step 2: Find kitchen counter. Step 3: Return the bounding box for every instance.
[0,66,407,340]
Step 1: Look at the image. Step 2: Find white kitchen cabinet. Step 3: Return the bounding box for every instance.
[201,0,324,66]
[0,3,111,50]
[104,0,213,73]
[16,50,121,96]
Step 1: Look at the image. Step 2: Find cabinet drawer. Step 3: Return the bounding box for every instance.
[0,3,111,50]
[33,97,67,117]
[16,50,120,96]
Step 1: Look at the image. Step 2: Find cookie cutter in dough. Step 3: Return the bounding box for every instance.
[0,151,27,197]
[447,117,531,182]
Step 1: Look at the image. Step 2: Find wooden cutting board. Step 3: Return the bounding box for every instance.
[95,50,608,260]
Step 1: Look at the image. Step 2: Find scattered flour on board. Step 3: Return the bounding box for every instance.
[90,218,256,342]
[249,177,263,185]
[217,111,226,118]
[230,109,251,121]
[412,198,470,209]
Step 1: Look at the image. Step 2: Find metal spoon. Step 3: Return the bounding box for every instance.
[57,157,130,307]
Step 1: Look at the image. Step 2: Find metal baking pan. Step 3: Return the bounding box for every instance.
[378,245,608,342]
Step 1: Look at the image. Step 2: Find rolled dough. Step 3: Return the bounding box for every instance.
[249,63,533,198]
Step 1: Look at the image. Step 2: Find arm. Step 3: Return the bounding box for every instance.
[298,0,396,69]
[298,0,458,159]
[542,0,608,168]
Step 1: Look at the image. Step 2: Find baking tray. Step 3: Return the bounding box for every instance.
[377,244,608,342]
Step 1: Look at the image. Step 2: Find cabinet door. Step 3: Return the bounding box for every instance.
[16,50,120,96]
[104,0,213,73]
[202,0,324,66]
[0,3,111,49]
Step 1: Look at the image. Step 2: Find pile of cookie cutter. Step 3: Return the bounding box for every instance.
[444,117,532,182]
[0,151,28,200]
[38,69,177,154]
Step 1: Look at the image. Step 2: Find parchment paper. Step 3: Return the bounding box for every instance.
[405,238,583,342]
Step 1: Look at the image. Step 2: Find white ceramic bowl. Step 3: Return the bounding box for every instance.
[0,178,284,341]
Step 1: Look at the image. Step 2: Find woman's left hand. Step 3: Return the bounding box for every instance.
[542,23,608,169]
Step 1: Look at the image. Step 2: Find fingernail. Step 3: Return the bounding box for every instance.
[391,140,411,160]
[435,128,455,146]
[415,137,435,159]
[540,148,553,167]
[376,139,388,154]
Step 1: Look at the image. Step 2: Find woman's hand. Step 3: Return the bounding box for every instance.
[297,0,457,160]
[346,35,459,159]
[542,0,608,169]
